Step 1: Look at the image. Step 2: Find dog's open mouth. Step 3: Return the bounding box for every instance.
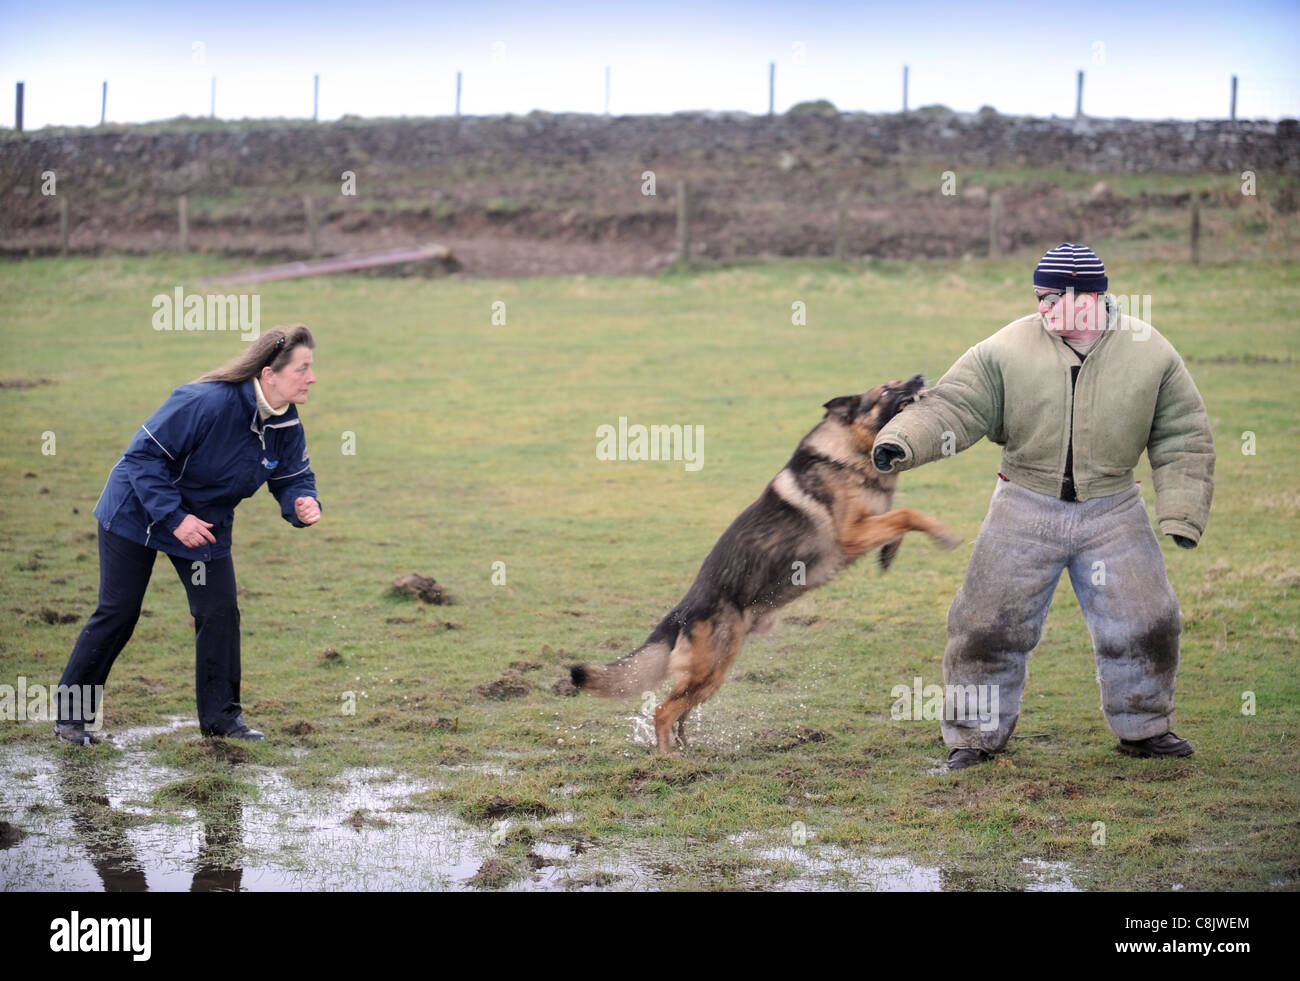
[895,387,927,410]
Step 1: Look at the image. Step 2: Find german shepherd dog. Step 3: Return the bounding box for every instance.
[570,375,960,754]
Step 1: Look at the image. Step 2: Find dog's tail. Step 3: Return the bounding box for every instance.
[569,609,682,699]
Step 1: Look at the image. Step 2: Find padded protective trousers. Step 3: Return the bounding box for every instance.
[942,479,1182,752]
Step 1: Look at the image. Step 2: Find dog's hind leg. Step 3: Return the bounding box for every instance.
[672,708,691,749]
[654,613,746,754]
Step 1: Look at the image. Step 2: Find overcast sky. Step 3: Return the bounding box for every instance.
[3,0,1297,128]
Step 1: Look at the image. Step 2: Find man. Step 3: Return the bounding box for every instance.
[872,243,1214,771]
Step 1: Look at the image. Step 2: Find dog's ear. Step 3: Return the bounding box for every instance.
[822,395,858,422]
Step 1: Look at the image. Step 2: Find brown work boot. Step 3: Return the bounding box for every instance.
[1117,731,1194,758]
[947,747,994,771]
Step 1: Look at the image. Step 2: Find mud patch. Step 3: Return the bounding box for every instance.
[463,794,556,822]
[469,857,521,889]
[37,607,79,624]
[1021,779,1083,801]
[783,615,820,627]
[757,726,828,752]
[625,762,714,795]
[282,720,316,737]
[552,677,579,697]
[0,821,27,848]
[317,647,344,666]
[391,573,452,605]
[198,740,252,764]
[397,715,460,733]
[343,808,391,831]
[473,677,531,700]
[0,378,51,388]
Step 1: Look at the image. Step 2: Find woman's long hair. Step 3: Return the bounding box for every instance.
[195,324,315,383]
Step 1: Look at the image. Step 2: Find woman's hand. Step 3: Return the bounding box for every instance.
[173,514,217,548]
[294,497,321,524]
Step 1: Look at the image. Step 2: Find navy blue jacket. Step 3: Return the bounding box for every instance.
[94,379,320,561]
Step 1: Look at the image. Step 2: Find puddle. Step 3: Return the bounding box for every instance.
[0,722,1084,892]
[0,724,490,891]
[1022,858,1080,892]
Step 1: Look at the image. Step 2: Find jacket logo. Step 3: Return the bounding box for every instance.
[262,457,278,469]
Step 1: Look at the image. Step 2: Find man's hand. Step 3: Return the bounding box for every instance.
[294,497,321,525]
[173,514,216,549]
[1172,535,1196,549]
[873,443,906,473]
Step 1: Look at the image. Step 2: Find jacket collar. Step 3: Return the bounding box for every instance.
[1038,295,1120,362]
[239,379,299,444]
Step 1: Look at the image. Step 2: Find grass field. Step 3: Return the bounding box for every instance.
[1,247,1297,890]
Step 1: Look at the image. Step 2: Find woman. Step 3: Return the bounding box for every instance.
[55,325,322,745]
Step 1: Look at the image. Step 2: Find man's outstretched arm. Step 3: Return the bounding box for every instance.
[873,345,1003,472]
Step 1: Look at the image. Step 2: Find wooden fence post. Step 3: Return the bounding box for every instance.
[178,195,189,251]
[1190,199,1201,264]
[305,195,319,258]
[989,191,1002,256]
[834,190,847,261]
[59,196,69,255]
[676,180,689,269]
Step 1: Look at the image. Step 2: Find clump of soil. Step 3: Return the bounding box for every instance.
[560,871,618,890]
[343,808,390,830]
[473,676,531,700]
[199,740,251,763]
[468,794,555,821]
[391,574,452,605]
[317,647,343,666]
[38,607,80,624]
[552,677,579,697]
[0,378,50,389]
[0,821,27,849]
[509,660,543,672]
[283,720,316,736]
[783,615,820,627]
[468,857,519,889]
[758,726,828,752]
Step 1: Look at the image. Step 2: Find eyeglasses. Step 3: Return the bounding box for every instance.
[1034,289,1071,309]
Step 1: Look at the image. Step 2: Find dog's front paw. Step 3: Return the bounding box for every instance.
[935,527,962,550]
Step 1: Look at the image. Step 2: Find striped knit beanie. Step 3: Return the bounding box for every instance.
[1033,242,1108,292]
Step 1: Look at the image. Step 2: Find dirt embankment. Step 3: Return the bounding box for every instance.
[1,112,1296,276]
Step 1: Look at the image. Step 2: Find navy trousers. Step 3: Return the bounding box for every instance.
[57,524,245,735]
